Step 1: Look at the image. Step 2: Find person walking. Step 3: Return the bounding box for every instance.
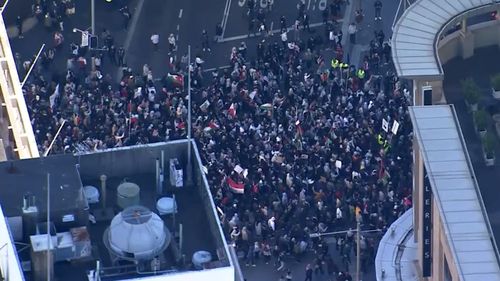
[215,23,223,42]
[305,264,313,281]
[374,0,383,21]
[117,46,125,66]
[168,33,176,54]
[348,22,357,45]
[119,5,132,29]
[150,33,160,51]
[16,16,23,39]
[201,30,211,52]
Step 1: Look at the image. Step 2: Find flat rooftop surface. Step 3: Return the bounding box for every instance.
[0,154,84,217]
[443,46,500,253]
[410,104,500,281]
[32,174,217,281]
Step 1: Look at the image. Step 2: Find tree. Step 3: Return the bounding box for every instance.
[461,78,480,106]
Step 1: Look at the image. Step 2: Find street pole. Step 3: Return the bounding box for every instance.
[91,0,96,70]
[21,44,45,88]
[186,45,192,185]
[46,173,51,281]
[43,120,66,157]
[356,220,361,281]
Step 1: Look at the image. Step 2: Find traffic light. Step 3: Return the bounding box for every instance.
[89,36,98,49]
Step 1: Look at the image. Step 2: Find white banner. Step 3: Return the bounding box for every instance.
[392,121,400,135]
[81,31,89,47]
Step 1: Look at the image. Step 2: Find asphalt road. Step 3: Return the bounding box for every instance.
[4,1,405,280]
[7,0,138,82]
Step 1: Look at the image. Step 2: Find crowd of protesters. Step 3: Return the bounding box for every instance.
[19,0,413,280]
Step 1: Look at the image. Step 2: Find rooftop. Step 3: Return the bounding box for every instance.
[0,154,86,217]
[409,104,500,281]
[391,0,498,79]
[0,141,233,281]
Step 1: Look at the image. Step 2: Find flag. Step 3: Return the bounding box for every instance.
[208,120,220,129]
[166,73,184,88]
[49,84,60,110]
[226,177,245,194]
[228,103,236,118]
[260,103,273,111]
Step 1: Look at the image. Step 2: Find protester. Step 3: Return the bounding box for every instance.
[22,1,411,278]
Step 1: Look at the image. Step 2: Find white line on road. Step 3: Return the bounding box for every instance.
[219,20,343,43]
[178,9,183,18]
[117,0,146,81]
[341,0,353,47]
[221,0,232,39]
[203,65,232,72]
[307,0,311,10]
[177,24,180,31]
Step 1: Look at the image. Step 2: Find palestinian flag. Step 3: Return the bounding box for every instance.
[204,120,220,133]
[226,177,245,194]
[166,73,184,88]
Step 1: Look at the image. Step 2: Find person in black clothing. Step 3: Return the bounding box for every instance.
[305,264,313,281]
[215,23,223,42]
[280,16,287,33]
[201,30,211,52]
[374,0,383,20]
[119,6,131,29]
[117,46,125,66]
[16,16,23,38]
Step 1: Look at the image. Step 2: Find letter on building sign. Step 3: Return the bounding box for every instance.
[422,176,432,277]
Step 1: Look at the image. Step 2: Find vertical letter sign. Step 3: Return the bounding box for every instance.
[422,175,432,277]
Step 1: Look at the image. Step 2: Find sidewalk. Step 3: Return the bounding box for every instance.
[5,17,38,39]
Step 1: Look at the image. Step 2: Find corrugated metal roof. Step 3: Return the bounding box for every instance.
[391,0,495,79]
[409,105,500,281]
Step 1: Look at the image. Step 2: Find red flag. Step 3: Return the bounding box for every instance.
[228,103,236,118]
[208,120,220,129]
[226,177,245,194]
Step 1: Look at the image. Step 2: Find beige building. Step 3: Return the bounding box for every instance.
[376,0,500,280]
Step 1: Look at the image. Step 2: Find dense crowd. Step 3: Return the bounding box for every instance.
[20,0,413,279]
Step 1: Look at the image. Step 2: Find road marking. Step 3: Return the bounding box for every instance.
[117,0,146,81]
[219,20,343,43]
[307,0,311,10]
[177,24,180,31]
[221,0,232,39]
[341,0,353,47]
[178,9,183,18]
[203,65,232,72]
